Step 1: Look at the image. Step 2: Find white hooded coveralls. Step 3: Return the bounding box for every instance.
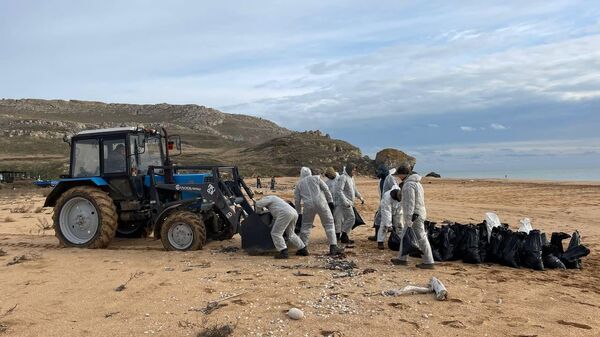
[334,169,360,234]
[396,174,434,264]
[294,167,337,246]
[255,195,305,251]
[376,186,403,242]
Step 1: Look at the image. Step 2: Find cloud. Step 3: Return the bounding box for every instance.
[490,123,508,130]
[460,126,476,132]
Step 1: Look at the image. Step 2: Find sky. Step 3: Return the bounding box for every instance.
[2,1,600,177]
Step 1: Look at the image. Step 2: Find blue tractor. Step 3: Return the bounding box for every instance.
[44,126,264,251]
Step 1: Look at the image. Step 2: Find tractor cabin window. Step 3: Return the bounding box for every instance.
[73,139,100,177]
[103,139,127,174]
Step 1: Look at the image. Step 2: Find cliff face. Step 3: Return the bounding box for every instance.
[0,99,379,178]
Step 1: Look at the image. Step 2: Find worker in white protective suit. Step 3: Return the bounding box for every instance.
[324,167,341,235]
[295,167,344,256]
[390,165,435,269]
[369,165,400,242]
[376,186,402,249]
[334,164,365,244]
[255,195,308,259]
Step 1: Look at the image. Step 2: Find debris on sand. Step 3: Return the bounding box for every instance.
[114,271,144,292]
[6,255,28,266]
[362,268,376,274]
[292,271,313,277]
[191,291,248,315]
[556,320,593,330]
[441,320,466,329]
[197,324,234,337]
[218,246,240,253]
[0,248,6,257]
[0,304,17,333]
[322,257,357,271]
[287,308,304,320]
[383,277,448,301]
[104,311,120,318]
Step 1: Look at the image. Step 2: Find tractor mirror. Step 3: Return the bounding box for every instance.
[135,133,147,155]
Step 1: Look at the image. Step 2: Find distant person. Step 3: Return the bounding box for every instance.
[391,164,435,269]
[295,167,343,256]
[270,176,276,191]
[254,195,308,259]
[256,176,262,189]
[107,144,126,172]
[334,164,364,244]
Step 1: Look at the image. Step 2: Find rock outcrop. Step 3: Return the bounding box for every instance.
[426,172,441,178]
[375,148,416,171]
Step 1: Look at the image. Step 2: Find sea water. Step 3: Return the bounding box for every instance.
[439,167,600,182]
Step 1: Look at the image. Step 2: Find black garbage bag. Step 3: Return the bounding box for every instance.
[549,232,571,256]
[543,254,566,269]
[388,227,423,257]
[477,222,489,262]
[488,226,509,263]
[352,207,366,229]
[520,230,544,270]
[426,221,442,261]
[450,223,468,260]
[500,230,527,268]
[439,225,456,261]
[462,225,481,264]
[387,227,401,251]
[403,227,423,257]
[561,231,590,269]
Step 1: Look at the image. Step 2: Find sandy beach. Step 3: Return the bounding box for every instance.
[0,177,598,337]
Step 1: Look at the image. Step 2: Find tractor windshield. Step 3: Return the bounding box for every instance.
[132,135,164,175]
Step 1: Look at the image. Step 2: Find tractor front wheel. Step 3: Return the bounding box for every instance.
[160,211,206,251]
[53,186,118,248]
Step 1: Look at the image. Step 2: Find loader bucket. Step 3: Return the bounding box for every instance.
[240,212,277,254]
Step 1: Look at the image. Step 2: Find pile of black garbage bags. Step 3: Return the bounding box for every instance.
[388,220,590,271]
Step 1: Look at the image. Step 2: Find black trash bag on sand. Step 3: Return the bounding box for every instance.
[561,230,590,269]
[520,229,544,270]
[543,254,566,269]
[488,225,509,263]
[450,223,468,261]
[352,207,366,229]
[500,230,527,268]
[477,222,489,263]
[426,221,443,261]
[462,225,482,264]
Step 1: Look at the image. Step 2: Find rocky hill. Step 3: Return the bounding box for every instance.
[0,99,377,178]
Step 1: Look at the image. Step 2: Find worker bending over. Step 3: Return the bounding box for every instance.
[334,164,364,244]
[255,195,308,259]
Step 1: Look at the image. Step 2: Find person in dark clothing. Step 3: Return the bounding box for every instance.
[270,176,276,190]
[256,176,262,189]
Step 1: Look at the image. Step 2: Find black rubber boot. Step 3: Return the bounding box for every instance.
[336,233,341,240]
[391,258,408,266]
[377,242,385,250]
[296,247,309,256]
[275,248,289,259]
[415,263,435,269]
[329,245,345,256]
[340,232,354,244]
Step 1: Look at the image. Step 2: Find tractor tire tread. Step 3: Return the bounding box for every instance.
[53,186,118,249]
[160,211,206,251]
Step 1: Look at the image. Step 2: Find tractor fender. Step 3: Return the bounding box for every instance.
[44,177,109,207]
[152,204,186,239]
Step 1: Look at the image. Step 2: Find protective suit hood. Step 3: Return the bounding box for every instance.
[300,167,312,179]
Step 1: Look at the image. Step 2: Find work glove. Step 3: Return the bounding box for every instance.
[411,213,420,222]
[328,202,335,213]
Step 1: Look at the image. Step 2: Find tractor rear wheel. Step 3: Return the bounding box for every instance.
[53,186,118,248]
[160,211,206,251]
